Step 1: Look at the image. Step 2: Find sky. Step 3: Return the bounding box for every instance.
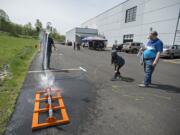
[0,0,125,35]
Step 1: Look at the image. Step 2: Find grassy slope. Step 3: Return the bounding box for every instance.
[0,33,38,134]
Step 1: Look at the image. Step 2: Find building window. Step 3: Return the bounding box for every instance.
[125,6,137,23]
[123,34,134,43]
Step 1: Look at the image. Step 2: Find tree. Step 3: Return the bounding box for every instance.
[51,31,65,42]
[0,9,10,22]
[52,27,57,34]
[35,19,42,33]
[26,22,32,29]
[0,10,61,38]
[24,22,36,36]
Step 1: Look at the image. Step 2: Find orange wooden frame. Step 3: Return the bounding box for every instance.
[32,90,70,130]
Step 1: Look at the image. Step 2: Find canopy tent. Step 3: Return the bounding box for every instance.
[82,36,107,41]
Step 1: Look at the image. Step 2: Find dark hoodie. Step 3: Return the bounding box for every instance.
[111,50,125,66]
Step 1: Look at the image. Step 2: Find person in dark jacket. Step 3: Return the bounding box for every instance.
[73,42,76,50]
[77,42,80,50]
[46,36,56,69]
[112,40,118,50]
[111,50,125,80]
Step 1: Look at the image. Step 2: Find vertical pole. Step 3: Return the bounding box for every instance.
[173,9,180,45]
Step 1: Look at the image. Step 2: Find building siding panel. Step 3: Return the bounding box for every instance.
[81,0,180,46]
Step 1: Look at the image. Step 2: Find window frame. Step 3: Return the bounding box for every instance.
[123,34,134,43]
[125,6,137,23]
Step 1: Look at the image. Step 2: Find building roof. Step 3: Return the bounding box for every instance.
[82,0,129,25]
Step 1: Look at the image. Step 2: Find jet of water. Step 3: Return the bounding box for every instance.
[39,30,49,70]
[38,30,56,90]
[39,71,54,88]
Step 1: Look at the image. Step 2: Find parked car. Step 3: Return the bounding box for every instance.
[122,42,142,53]
[160,45,180,59]
[82,42,89,47]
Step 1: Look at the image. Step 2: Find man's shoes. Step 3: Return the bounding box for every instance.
[138,83,149,87]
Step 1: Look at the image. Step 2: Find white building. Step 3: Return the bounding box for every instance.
[81,0,180,47]
[66,27,98,44]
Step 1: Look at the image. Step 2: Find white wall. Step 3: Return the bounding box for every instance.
[81,0,180,46]
[141,0,180,45]
[66,28,99,43]
[76,27,98,34]
[66,28,76,43]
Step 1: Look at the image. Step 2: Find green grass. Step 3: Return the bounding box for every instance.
[0,32,38,134]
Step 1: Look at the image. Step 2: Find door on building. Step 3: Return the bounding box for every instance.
[123,34,134,43]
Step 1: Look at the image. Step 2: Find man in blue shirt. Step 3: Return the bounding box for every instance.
[139,31,163,87]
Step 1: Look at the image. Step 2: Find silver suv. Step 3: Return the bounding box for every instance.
[122,42,143,54]
[161,45,180,59]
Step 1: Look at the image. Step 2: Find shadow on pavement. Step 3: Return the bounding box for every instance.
[121,76,135,82]
[149,83,180,93]
[88,48,110,52]
[111,76,134,82]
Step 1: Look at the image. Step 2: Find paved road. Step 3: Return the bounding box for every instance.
[5,45,180,135]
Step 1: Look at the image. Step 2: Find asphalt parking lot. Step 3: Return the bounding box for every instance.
[5,45,180,135]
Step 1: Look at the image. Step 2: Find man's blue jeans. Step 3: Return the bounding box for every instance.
[144,60,154,86]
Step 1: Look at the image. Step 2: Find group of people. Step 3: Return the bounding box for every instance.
[111,31,163,87]
[44,31,163,88]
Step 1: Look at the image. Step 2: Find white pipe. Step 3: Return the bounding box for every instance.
[48,94,53,118]
[48,96,53,117]
[44,33,49,70]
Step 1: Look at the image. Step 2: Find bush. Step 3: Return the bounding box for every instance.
[0,18,38,37]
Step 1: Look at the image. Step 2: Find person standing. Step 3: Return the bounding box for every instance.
[77,42,80,50]
[73,42,76,50]
[47,35,56,69]
[112,40,118,50]
[139,31,163,87]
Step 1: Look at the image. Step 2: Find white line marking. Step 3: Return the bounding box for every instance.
[28,68,81,73]
[28,67,87,73]
[79,66,87,72]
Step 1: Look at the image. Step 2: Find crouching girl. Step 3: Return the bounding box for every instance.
[111,50,125,80]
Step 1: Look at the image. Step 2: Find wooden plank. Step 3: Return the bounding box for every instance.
[32,93,40,128]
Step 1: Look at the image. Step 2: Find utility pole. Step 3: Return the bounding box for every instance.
[173,9,180,45]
